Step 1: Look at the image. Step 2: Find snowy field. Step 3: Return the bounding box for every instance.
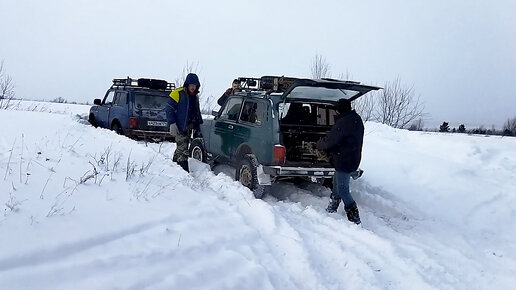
[0,101,515,289]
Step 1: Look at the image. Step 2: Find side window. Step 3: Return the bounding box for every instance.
[328,108,337,125]
[240,101,265,125]
[103,91,115,105]
[114,92,128,106]
[317,106,327,125]
[220,98,242,121]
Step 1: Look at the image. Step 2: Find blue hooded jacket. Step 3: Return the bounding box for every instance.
[166,73,203,132]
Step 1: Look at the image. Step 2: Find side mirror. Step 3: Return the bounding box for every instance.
[211,110,218,117]
[247,80,257,86]
[94,99,102,105]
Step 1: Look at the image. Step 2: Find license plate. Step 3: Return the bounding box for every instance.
[147,121,168,127]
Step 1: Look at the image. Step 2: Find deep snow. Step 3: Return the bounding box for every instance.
[0,101,515,289]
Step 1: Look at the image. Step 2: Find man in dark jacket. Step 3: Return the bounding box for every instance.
[167,73,203,172]
[217,79,241,107]
[316,98,364,224]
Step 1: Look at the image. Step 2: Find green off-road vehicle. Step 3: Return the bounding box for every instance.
[189,76,380,198]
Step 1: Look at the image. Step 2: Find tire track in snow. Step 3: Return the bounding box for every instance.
[272,203,440,290]
[268,178,508,289]
[188,161,438,289]
[189,162,326,289]
[0,213,183,272]
[0,210,273,289]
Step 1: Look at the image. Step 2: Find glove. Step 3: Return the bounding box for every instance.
[316,139,324,150]
[169,123,179,137]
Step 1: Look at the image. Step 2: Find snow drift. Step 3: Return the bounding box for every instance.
[0,101,515,289]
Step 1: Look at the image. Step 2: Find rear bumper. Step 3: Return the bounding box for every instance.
[127,129,171,139]
[263,166,335,177]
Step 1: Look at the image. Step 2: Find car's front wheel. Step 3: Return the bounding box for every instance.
[235,154,271,199]
[189,138,207,163]
[89,114,98,128]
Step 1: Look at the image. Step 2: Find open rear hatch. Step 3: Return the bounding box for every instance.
[279,79,380,167]
[282,78,381,102]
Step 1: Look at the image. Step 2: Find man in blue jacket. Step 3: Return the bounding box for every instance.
[167,73,203,172]
[316,98,364,224]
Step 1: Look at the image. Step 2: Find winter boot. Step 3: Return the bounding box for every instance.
[350,169,364,180]
[326,194,341,213]
[345,203,361,225]
[177,161,189,173]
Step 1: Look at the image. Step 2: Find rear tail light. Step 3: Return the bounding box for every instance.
[129,117,138,129]
[273,144,286,164]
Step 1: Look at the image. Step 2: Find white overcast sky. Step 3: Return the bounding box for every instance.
[1,0,515,128]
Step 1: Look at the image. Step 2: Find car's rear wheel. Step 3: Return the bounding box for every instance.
[189,138,207,163]
[235,154,271,199]
[111,122,124,135]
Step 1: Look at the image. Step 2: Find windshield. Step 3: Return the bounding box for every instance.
[135,93,168,109]
[286,86,360,101]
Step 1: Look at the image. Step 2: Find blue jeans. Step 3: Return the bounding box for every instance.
[333,171,356,210]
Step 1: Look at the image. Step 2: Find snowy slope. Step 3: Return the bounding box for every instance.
[0,102,515,290]
[4,99,91,116]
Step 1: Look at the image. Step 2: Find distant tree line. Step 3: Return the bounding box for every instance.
[49,97,89,105]
[431,120,516,137]
[308,55,515,138]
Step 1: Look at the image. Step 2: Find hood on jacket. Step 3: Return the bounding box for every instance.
[183,73,201,96]
[184,73,201,89]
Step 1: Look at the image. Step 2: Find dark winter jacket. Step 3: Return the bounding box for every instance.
[316,110,364,173]
[166,74,203,133]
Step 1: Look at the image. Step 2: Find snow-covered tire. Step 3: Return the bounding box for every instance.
[235,154,271,199]
[189,138,207,163]
[111,122,124,135]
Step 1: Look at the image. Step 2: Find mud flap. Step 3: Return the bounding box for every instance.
[257,165,272,185]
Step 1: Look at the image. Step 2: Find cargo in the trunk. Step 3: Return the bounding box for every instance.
[279,102,337,166]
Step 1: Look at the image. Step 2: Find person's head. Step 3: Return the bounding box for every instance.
[232,79,241,91]
[183,73,201,96]
[187,84,197,95]
[336,98,352,114]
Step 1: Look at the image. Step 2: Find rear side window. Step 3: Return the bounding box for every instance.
[220,98,242,121]
[240,101,265,125]
[135,93,168,109]
[113,92,128,106]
